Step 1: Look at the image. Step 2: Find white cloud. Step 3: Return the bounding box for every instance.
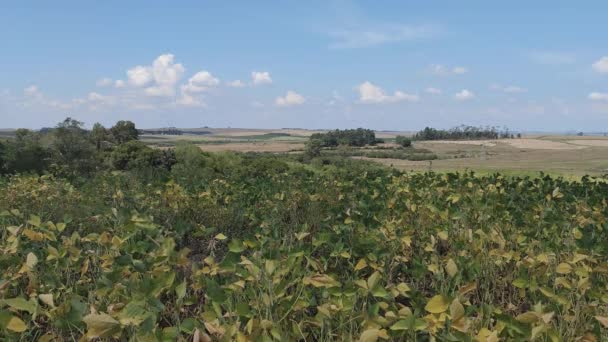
[454,89,475,101]
[529,51,575,65]
[144,54,185,97]
[251,71,272,85]
[126,54,185,97]
[175,70,219,107]
[96,78,113,87]
[425,87,442,94]
[227,80,245,87]
[181,71,219,94]
[114,80,125,88]
[592,56,608,73]
[328,24,440,49]
[357,81,419,104]
[589,92,608,102]
[251,101,264,108]
[127,65,153,87]
[275,90,305,107]
[431,64,468,76]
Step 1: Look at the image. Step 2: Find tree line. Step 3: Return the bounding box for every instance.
[0,118,176,178]
[413,125,519,141]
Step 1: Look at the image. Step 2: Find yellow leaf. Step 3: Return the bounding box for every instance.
[214,233,227,240]
[595,316,608,328]
[6,316,27,332]
[26,252,38,268]
[458,282,477,296]
[359,328,380,342]
[437,231,448,241]
[83,313,121,339]
[516,312,539,324]
[303,274,340,288]
[445,258,458,278]
[354,259,368,271]
[449,298,465,321]
[39,293,55,308]
[425,295,450,314]
[556,263,572,274]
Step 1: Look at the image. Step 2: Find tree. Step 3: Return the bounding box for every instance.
[305,139,322,158]
[50,117,98,178]
[108,140,165,170]
[110,120,139,144]
[91,122,109,151]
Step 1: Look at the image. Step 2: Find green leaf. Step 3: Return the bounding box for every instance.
[117,302,149,326]
[175,281,187,301]
[2,298,37,314]
[390,320,410,331]
[228,239,245,253]
[27,215,41,227]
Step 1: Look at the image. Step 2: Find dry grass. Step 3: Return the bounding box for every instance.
[198,142,304,153]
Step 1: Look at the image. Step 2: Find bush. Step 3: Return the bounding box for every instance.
[395,135,412,147]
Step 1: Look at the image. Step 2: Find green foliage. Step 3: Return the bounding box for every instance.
[304,138,322,158]
[110,120,139,144]
[0,129,49,175]
[310,128,379,147]
[395,135,412,147]
[109,140,170,171]
[50,118,99,178]
[414,125,514,141]
[1,149,608,340]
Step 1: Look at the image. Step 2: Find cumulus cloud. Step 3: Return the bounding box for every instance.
[96,78,113,87]
[425,87,442,94]
[430,64,468,76]
[175,71,219,107]
[252,71,272,85]
[114,80,125,88]
[227,80,245,87]
[589,92,608,102]
[181,71,219,94]
[592,56,608,73]
[357,81,419,104]
[127,65,153,87]
[454,89,475,101]
[126,54,185,97]
[275,90,305,107]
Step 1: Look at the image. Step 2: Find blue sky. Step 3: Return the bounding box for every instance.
[1,1,607,131]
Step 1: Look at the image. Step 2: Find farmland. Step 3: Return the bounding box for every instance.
[1,122,608,340]
[140,128,608,177]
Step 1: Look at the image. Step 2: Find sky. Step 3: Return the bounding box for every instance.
[1,1,607,131]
